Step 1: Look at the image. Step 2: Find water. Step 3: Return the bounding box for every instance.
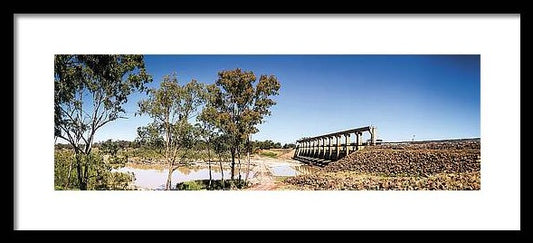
[270,165,315,176]
[115,166,254,190]
[270,165,298,176]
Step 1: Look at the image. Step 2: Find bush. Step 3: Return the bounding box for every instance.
[260,151,278,158]
[55,149,135,190]
[54,149,79,189]
[176,180,204,190]
[175,179,250,190]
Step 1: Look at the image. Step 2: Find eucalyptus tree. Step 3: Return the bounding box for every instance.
[212,133,231,188]
[205,69,280,180]
[196,106,220,189]
[54,55,151,190]
[137,73,205,190]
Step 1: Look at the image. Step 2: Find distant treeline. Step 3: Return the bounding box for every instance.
[250,140,296,150]
[55,140,138,150]
[56,139,296,151]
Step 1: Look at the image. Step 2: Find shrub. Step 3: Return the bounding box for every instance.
[260,151,278,158]
[175,180,205,190]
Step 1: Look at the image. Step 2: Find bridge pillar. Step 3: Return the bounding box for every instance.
[313,139,317,157]
[317,138,321,159]
[335,135,341,160]
[316,138,320,158]
[321,138,328,159]
[334,136,337,156]
[321,137,325,159]
[304,140,307,157]
[316,138,320,159]
[308,140,312,157]
[344,133,350,155]
[370,126,377,145]
[329,136,333,160]
[314,139,320,158]
[356,132,362,150]
[324,137,331,159]
[315,139,319,159]
[334,136,337,159]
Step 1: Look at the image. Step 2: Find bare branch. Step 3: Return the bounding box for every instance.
[57,123,80,150]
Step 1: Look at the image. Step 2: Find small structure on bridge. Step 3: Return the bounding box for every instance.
[293,126,377,165]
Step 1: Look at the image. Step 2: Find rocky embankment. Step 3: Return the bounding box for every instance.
[285,139,480,190]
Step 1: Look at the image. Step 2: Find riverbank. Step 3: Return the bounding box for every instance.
[119,149,303,190]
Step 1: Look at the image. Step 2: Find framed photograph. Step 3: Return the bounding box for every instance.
[14,14,521,230]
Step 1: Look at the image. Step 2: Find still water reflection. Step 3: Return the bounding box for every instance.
[116,166,254,190]
[270,164,316,176]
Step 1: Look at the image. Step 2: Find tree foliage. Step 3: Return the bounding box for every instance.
[205,68,280,180]
[135,124,165,151]
[251,140,285,150]
[54,149,134,190]
[283,143,296,149]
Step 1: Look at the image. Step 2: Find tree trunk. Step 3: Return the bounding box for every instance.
[245,137,251,182]
[219,155,225,189]
[83,153,90,189]
[230,149,236,181]
[164,118,172,190]
[165,165,173,190]
[207,145,212,190]
[75,153,87,190]
[64,159,73,189]
[237,148,242,182]
[79,179,87,190]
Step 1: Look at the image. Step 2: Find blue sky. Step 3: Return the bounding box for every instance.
[95,55,480,144]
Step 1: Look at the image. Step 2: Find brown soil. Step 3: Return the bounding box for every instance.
[246,161,279,190]
[277,149,295,160]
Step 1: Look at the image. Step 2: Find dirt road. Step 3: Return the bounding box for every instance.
[247,161,278,190]
[246,154,301,190]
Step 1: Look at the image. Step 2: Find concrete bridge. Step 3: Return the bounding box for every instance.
[293,126,377,165]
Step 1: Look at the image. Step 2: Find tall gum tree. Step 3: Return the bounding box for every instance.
[54,55,152,190]
[137,73,205,190]
[206,68,280,181]
[196,106,221,189]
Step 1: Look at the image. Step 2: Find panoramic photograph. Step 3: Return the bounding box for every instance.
[54,55,480,191]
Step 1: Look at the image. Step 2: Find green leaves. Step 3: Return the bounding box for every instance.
[55,55,153,152]
[137,73,207,155]
[206,68,281,146]
[138,73,205,124]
